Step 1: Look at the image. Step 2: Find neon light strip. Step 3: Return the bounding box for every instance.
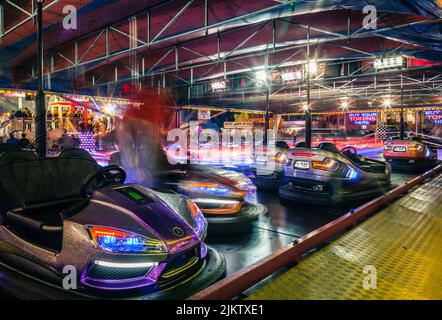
[94,261,158,269]
[192,198,240,205]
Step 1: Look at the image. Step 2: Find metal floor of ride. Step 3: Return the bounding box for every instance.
[246,173,442,300]
[207,171,416,275]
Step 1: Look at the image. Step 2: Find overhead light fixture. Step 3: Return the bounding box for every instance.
[340,100,350,110]
[211,80,228,92]
[374,56,406,71]
[305,61,318,75]
[383,98,392,109]
[104,104,115,115]
[302,102,310,111]
[255,70,268,83]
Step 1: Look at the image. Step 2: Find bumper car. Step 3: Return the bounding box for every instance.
[249,141,290,190]
[154,166,266,235]
[0,149,225,299]
[110,151,267,236]
[383,137,438,171]
[279,142,391,205]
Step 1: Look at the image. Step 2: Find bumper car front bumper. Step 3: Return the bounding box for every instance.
[0,246,225,300]
[205,203,267,236]
[279,178,390,205]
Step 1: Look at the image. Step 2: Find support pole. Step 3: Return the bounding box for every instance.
[35,0,47,157]
[204,0,208,36]
[400,73,405,139]
[305,26,312,149]
[264,51,270,145]
[264,88,270,145]
[0,2,4,43]
[416,111,422,137]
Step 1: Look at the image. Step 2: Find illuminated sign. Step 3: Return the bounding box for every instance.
[348,112,378,125]
[374,56,406,71]
[281,70,302,82]
[424,110,442,124]
[224,122,254,129]
[211,80,228,92]
[63,95,90,102]
[198,110,211,120]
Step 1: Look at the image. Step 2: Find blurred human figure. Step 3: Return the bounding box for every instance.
[72,135,81,148]
[7,133,19,145]
[14,109,25,118]
[18,133,30,148]
[58,129,74,150]
[115,84,175,186]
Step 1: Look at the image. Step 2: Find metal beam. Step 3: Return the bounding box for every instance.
[151,0,195,43]
[147,46,175,73]
[110,26,148,47]
[6,0,32,17]
[0,2,4,42]
[79,29,105,63]
[35,6,438,82]
[3,0,63,37]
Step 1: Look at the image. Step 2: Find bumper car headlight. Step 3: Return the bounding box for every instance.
[345,166,360,180]
[312,158,340,171]
[188,182,233,195]
[88,226,168,254]
[408,145,424,152]
[188,200,207,239]
[274,152,288,164]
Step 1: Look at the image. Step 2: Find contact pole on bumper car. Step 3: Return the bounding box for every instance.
[305,26,312,149]
[35,0,47,157]
[264,51,270,146]
[399,72,405,140]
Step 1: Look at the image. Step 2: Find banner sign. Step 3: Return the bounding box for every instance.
[348,112,378,125]
[424,110,442,124]
[224,122,254,129]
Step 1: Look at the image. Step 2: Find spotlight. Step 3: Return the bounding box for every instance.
[383,98,392,108]
[340,100,350,110]
[302,103,310,111]
[305,61,318,75]
[104,104,115,115]
[255,70,268,83]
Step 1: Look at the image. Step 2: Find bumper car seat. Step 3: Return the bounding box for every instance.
[317,142,340,154]
[295,142,307,148]
[0,149,99,251]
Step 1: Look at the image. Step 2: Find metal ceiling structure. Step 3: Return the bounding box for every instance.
[1,0,442,113]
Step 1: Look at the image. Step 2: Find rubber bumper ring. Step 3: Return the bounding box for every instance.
[0,246,226,300]
[205,203,268,236]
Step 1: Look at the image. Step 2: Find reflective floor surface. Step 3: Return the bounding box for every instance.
[207,170,417,275]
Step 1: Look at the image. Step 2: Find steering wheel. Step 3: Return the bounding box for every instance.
[81,165,127,197]
[341,146,358,155]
